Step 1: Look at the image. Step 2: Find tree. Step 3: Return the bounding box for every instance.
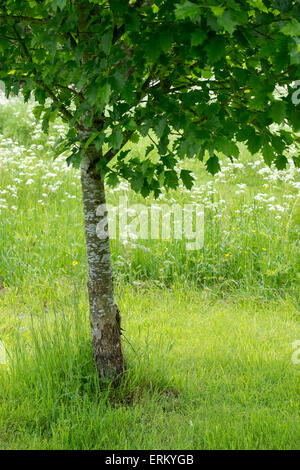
[0,0,299,383]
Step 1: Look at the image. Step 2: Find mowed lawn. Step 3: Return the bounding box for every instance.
[0,93,299,449]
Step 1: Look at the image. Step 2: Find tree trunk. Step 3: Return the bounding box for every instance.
[80,147,124,383]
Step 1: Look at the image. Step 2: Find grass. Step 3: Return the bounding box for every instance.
[0,92,299,449]
[0,284,299,449]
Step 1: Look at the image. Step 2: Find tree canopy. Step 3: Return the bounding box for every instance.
[0,0,299,197]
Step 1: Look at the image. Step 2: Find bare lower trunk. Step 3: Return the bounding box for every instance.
[80,149,124,383]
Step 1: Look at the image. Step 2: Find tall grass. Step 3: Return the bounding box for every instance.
[0,92,299,300]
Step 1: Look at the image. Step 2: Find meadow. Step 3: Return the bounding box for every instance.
[0,92,299,449]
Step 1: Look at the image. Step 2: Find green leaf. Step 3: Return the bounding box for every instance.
[32,105,44,121]
[46,0,67,12]
[247,131,262,154]
[154,118,167,139]
[101,30,113,55]
[126,119,137,131]
[129,132,140,143]
[292,155,300,168]
[180,169,194,189]
[205,37,227,63]
[66,148,83,169]
[110,129,123,150]
[106,172,120,188]
[269,101,286,124]
[164,169,179,188]
[162,154,177,169]
[206,155,221,175]
[34,88,47,105]
[274,155,288,170]
[111,71,125,90]
[215,136,239,158]
[140,120,152,137]
[175,1,201,20]
[110,0,128,14]
[159,31,173,53]
[281,19,300,36]
[290,109,300,131]
[95,133,106,151]
[145,144,154,156]
[131,174,144,192]
[87,85,98,106]
[210,6,225,17]
[218,11,239,34]
[262,144,274,166]
[289,38,300,64]
[0,38,9,52]
[191,30,207,46]
[98,82,111,105]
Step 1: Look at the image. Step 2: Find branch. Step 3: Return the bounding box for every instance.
[0,14,51,24]
[253,28,274,40]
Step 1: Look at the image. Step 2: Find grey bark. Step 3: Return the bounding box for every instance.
[80,145,124,383]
